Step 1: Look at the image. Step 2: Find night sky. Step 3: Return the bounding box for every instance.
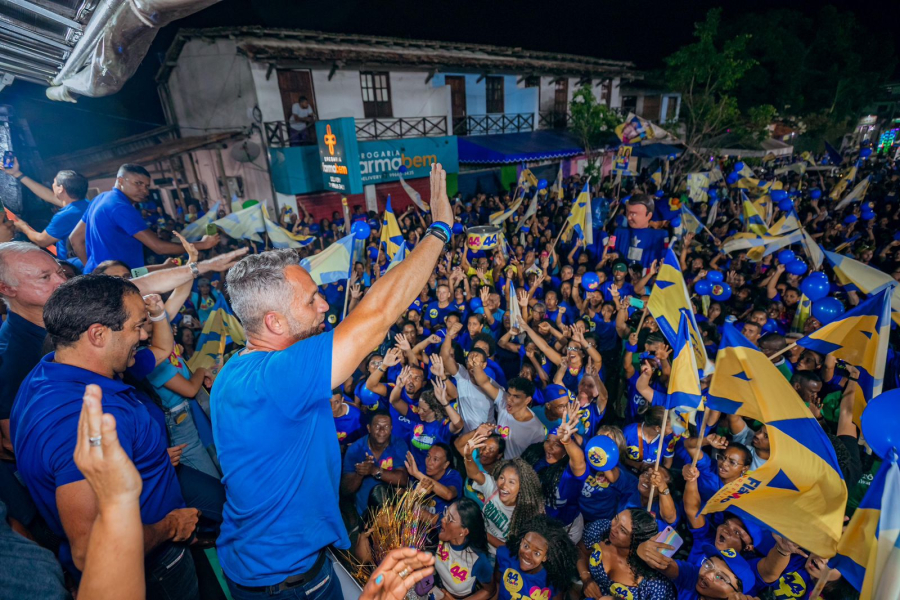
[2,0,898,159]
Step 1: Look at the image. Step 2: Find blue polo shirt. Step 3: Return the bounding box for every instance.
[211,330,349,586]
[45,199,90,267]
[0,312,46,420]
[10,353,184,573]
[580,469,640,524]
[612,226,668,270]
[81,188,148,273]
[342,434,409,516]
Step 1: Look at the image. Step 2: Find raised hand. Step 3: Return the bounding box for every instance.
[394,333,412,352]
[350,284,363,300]
[429,163,453,226]
[427,333,442,345]
[479,286,490,306]
[382,347,403,368]
[517,288,529,309]
[433,376,450,406]
[772,534,808,558]
[396,365,412,387]
[447,322,464,339]
[172,231,199,264]
[359,547,436,600]
[682,464,700,482]
[705,433,728,450]
[201,247,250,272]
[430,353,445,378]
[143,294,165,319]
[404,451,423,479]
[649,469,668,494]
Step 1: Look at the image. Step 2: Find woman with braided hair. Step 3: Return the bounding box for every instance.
[463,432,544,556]
[490,515,577,600]
[577,508,676,599]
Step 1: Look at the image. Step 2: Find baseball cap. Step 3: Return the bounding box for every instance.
[613,262,628,272]
[701,545,756,594]
[543,384,570,403]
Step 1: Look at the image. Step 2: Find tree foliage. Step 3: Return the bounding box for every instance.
[569,85,621,181]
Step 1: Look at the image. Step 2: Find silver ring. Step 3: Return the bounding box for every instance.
[398,568,411,580]
[89,436,102,447]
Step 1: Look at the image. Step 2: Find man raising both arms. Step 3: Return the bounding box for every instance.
[212,163,453,599]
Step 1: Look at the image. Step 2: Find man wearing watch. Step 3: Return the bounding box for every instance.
[341,412,409,517]
[67,163,220,273]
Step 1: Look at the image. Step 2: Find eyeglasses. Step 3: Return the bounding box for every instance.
[442,506,456,523]
[716,454,745,469]
[566,346,584,352]
[700,559,738,592]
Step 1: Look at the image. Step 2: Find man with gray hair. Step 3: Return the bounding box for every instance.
[210,163,454,599]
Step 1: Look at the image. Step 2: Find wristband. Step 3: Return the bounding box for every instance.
[189,262,200,279]
[428,222,452,243]
[149,311,168,322]
[625,342,638,353]
[14,173,23,180]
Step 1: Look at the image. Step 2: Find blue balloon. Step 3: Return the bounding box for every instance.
[777,249,796,265]
[537,179,549,190]
[862,211,875,221]
[351,221,371,240]
[785,259,808,276]
[726,172,740,185]
[358,383,383,408]
[844,215,858,225]
[712,282,732,301]
[800,272,830,302]
[778,199,794,212]
[861,390,900,460]
[810,189,822,200]
[582,272,600,292]
[469,297,484,314]
[655,190,665,198]
[860,147,873,159]
[585,435,620,471]
[733,161,745,172]
[812,297,845,325]
[706,270,724,283]
[452,222,464,235]
[670,216,682,228]
[771,189,788,202]
[762,319,779,333]
[708,188,719,200]
[694,279,712,295]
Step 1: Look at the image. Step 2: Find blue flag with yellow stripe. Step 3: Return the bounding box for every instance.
[647,248,710,375]
[563,183,594,245]
[187,294,246,371]
[668,312,703,436]
[704,324,847,558]
[832,459,900,596]
[300,233,355,286]
[380,196,404,261]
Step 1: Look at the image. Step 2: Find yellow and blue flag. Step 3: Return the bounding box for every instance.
[796,286,893,425]
[832,459,900,597]
[180,201,221,242]
[835,176,871,210]
[213,203,265,243]
[667,312,703,436]
[261,206,315,249]
[825,250,900,325]
[742,194,768,235]
[648,248,710,375]
[679,205,704,236]
[300,233,355,286]
[704,324,848,558]
[791,293,813,333]
[825,141,844,166]
[490,191,525,226]
[552,164,564,200]
[380,196,404,261]
[564,182,593,245]
[651,168,662,188]
[397,170,428,212]
[386,240,408,273]
[187,294,247,371]
[829,165,858,200]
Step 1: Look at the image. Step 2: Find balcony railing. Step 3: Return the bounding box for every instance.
[356,116,447,140]
[453,113,534,136]
[539,111,573,130]
[264,116,449,148]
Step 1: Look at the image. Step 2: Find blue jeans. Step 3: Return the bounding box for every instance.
[226,554,342,600]
[165,401,221,480]
[146,542,200,600]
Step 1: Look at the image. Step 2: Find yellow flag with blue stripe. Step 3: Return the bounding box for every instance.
[829,165,858,200]
[704,324,848,558]
[489,191,525,226]
[742,195,768,235]
[825,250,900,326]
[380,196,404,261]
[260,206,315,249]
[300,233,355,286]
[187,294,247,371]
[564,182,593,245]
[668,312,703,436]
[212,204,265,243]
[791,293,812,333]
[648,248,710,375]
[832,459,900,597]
[386,240,408,273]
[180,201,221,242]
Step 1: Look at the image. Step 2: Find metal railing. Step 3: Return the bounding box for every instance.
[538,111,573,130]
[265,116,449,147]
[356,116,447,140]
[452,113,534,136]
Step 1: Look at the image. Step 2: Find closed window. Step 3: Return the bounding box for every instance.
[486,76,504,114]
[360,72,393,118]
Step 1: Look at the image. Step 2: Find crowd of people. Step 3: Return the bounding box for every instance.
[0,142,896,600]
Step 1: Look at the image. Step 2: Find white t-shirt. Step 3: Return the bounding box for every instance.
[494,388,546,459]
[473,474,514,552]
[732,422,767,471]
[453,368,495,432]
[290,104,314,132]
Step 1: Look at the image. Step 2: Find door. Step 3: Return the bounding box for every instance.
[446,76,467,135]
[360,72,393,118]
[277,70,317,145]
[553,78,569,128]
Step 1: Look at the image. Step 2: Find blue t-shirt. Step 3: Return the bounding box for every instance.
[496,545,557,600]
[613,226,668,270]
[45,199,90,265]
[0,312,46,420]
[407,412,453,473]
[599,280,634,302]
[673,560,702,600]
[624,371,666,424]
[623,423,676,465]
[534,458,587,525]
[146,349,193,409]
[763,555,812,600]
[588,317,620,353]
[211,330,349,586]
[423,468,463,517]
[81,188,148,273]
[579,469,639,524]
[334,403,365,448]
[342,434,410,516]
[10,353,184,574]
[425,301,455,327]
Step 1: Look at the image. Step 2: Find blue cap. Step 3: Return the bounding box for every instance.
[843,215,858,224]
[543,384,570,403]
[701,545,756,594]
[585,435,620,471]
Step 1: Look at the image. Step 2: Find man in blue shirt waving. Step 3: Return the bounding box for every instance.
[212,163,454,599]
[69,164,219,273]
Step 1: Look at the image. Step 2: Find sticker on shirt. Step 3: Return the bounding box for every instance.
[774,571,807,599]
[495,425,510,438]
[582,475,610,497]
[437,542,451,562]
[380,457,394,470]
[589,543,603,567]
[503,569,524,594]
[337,431,347,441]
[430,309,439,319]
[626,445,641,460]
[411,424,438,451]
[449,563,469,584]
[610,582,635,600]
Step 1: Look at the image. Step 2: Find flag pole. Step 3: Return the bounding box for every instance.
[690,409,712,469]
[768,342,797,362]
[808,568,833,598]
[646,407,671,510]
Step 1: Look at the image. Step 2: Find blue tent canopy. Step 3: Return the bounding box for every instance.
[617,142,684,158]
[457,131,584,164]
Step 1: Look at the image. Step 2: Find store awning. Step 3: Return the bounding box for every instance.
[457,130,584,164]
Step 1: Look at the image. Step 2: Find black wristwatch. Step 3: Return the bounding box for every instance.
[374,468,383,481]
